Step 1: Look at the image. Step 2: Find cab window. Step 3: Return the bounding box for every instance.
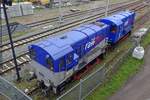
[76,45,85,58]
[66,53,73,64]
[29,48,36,59]
[111,26,117,33]
[46,57,53,71]
[81,45,85,54]
[59,58,65,70]
[76,47,81,57]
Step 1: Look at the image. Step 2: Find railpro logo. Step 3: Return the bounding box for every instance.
[85,38,95,50]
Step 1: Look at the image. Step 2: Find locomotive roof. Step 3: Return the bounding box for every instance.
[118,11,135,16]
[100,16,122,26]
[31,28,87,60]
[44,44,73,60]
[112,14,126,20]
[100,11,135,26]
[32,39,74,60]
[31,23,107,60]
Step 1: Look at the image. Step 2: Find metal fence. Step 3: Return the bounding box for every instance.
[57,47,133,100]
[0,76,32,100]
[57,26,150,100]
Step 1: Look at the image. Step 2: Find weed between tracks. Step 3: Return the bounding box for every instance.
[14,79,37,91]
[86,30,150,100]
[2,30,30,42]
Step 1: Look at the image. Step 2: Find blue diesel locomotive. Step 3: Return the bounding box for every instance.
[28,11,135,94]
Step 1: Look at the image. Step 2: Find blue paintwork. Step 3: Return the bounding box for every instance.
[98,17,123,43]
[99,11,135,44]
[29,11,135,73]
[29,23,109,72]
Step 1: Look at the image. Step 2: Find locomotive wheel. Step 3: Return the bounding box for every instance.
[100,52,106,59]
[55,80,69,95]
[128,31,132,35]
[42,88,50,97]
[37,81,46,89]
[55,86,62,95]
[42,86,52,97]
[65,77,73,84]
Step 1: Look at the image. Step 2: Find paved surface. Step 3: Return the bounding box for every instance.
[109,45,150,100]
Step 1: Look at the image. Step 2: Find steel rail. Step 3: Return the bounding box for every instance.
[0,2,148,75]
[0,0,143,53]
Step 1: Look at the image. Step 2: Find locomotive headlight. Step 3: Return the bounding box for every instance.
[50,66,53,70]
[29,46,36,59]
[46,55,54,71]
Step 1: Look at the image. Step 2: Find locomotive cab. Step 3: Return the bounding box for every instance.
[99,17,123,44]
[99,11,135,45]
[28,39,79,91]
[110,25,117,33]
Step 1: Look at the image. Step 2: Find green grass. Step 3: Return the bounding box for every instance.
[34,7,44,12]
[2,29,35,42]
[141,32,150,47]
[87,54,144,100]
[86,31,150,100]
[2,31,27,41]
[14,79,37,90]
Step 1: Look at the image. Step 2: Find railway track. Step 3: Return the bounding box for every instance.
[0,0,145,54]
[26,1,132,28]
[0,1,149,75]
[26,6,106,28]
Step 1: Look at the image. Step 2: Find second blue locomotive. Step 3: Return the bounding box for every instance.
[28,11,135,94]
